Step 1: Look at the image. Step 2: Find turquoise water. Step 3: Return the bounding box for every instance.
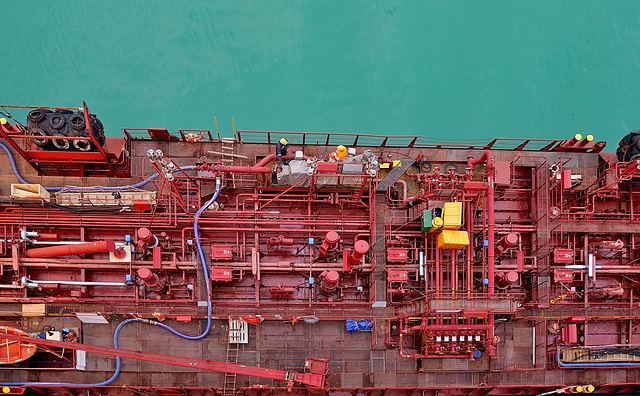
[2,1,640,149]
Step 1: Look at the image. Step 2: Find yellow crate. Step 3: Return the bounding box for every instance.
[11,184,50,200]
[442,202,462,230]
[22,304,46,316]
[437,230,470,249]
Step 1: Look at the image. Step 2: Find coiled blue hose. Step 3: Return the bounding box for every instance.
[0,179,222,387]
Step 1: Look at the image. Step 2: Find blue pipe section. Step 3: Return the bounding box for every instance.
[0,178,222,387]
[556,349,640,368]
[0,141,29,184]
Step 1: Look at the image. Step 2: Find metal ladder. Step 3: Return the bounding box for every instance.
[222,341,239,396]
[376,158,416,192]
[221,138,237,188]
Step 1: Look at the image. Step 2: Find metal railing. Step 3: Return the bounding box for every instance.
[236,131,572,151]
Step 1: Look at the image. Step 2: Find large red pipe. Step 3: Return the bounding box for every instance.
[26,240,116,258]
[201,153,312,175]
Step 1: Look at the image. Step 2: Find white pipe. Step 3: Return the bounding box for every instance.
[419,251,425,277]
[532,326,536,367]
[588,254,595,278]
[22,277,127,288]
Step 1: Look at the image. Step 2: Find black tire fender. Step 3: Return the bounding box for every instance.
[49,114,66,129]
[28,127,49,147]
[69,114,86,130]
[52,134,70,150]
[27,109,47,123]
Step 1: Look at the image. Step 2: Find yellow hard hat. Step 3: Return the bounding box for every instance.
[337,145,347,153]
[280,138,288,145]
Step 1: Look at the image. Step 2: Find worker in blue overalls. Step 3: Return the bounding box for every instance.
[276,138,289,165]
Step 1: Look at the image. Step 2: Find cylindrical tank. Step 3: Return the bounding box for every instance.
[598,239,624,250]
[137,228,158,248]
[137,267,166,293]
[320,270,339,295]
[318,231,340,257]
[495,271,519,288]
[351,240,370,263]
[26,240,116,258]
[496,233,519,253]
[33,233,60,241]
[268,236,294,245]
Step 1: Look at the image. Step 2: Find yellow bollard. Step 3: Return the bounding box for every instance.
[232,117,237,141]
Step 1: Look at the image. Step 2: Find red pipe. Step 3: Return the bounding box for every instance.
[34,233,60,241]
[202,153,312,175]
[26,240,116,258]
[395,180,408,203]
[200,163,273,174]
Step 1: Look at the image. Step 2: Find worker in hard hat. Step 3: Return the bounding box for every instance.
[329,145,348,161]
[276,138,289,165]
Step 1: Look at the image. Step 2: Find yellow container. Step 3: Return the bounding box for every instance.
[442,202,462,230]
[437,230,470,249]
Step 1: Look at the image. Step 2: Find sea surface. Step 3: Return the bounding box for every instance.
[2,1,640,149]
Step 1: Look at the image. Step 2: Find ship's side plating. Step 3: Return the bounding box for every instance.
[0,110,639,395]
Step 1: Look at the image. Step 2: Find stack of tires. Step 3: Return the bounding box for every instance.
[26,109,106,151]
[617,131,640,162]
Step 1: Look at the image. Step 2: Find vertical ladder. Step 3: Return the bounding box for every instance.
[221,138,236,188]
[224,318,247,395]
[223,341,239,396]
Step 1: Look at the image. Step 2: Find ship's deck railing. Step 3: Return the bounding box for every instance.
[236,130,571,151]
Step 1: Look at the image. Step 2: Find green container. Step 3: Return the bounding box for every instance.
[421,209,433,232]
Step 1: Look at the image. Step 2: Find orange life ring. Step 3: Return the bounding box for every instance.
[185,133,201,143]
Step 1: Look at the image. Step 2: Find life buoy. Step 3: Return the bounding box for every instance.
[185,133,202,143]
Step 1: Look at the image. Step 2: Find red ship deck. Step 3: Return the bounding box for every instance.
[0,117,638,395]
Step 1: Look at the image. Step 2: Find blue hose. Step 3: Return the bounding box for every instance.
[0,178,222,386]
[0,141,29,184]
